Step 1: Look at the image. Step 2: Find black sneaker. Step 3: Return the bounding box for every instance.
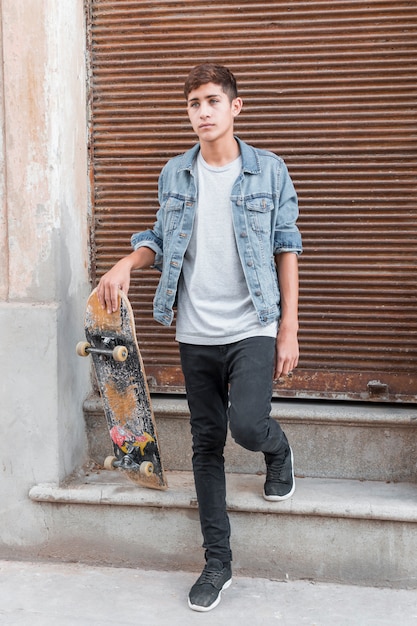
[263,445,295,501]
[188,558,232,612]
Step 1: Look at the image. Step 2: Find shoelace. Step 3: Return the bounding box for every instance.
[266,455,287,482]
[197,567,224,585]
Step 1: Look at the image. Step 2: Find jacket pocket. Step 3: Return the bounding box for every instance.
[245,196,274,234]
[163,197,185,233]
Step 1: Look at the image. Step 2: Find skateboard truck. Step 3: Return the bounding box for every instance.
[104,454,154,478]
[76,341,128,362]
[106,426,159,477]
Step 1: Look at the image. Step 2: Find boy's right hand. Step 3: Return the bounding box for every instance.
[96,257,133,313]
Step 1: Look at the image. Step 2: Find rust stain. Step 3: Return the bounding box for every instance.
[104,379,136,426]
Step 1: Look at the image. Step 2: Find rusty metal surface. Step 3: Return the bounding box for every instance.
[87,0,417,401]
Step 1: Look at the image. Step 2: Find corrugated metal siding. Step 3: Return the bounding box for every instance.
[88,0,417,401]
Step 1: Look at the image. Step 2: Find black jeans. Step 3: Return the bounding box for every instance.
[179,337,287,565]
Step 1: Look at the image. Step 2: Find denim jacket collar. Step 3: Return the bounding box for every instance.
[177,136,261,175]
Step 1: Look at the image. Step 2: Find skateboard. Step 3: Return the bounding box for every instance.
[77,288,168,490]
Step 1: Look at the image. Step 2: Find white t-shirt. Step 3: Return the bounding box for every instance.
[175,151,277,345]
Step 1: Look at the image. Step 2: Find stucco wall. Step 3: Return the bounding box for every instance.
[0,0,91,555]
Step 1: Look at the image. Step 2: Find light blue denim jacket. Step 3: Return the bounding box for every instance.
[131,137,302,327]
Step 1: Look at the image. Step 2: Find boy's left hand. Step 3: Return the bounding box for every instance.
[274,326,299,381]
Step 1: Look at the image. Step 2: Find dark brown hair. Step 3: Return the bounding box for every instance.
[184,63,238,102]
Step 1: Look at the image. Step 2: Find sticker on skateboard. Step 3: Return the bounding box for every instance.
[77,288,167,490]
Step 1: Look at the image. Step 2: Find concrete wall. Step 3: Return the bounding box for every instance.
[0,0,91,555]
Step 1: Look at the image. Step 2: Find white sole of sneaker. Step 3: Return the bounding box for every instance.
[188,578,232,612]
[263,447,295,502]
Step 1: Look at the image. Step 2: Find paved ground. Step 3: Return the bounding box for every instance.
[0,560,416,625]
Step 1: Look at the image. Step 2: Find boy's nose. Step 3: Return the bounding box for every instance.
[199,103,210,117]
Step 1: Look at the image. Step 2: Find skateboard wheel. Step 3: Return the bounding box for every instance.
[112,345,128,362]
[104,455,117,470]
[76,341,91,357]
[140,461,154,477]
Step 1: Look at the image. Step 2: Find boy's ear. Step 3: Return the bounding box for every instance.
[232,97,243,118]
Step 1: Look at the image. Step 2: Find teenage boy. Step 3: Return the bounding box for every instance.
[97,63,302,612]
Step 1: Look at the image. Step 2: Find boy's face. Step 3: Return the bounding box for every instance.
[186,82,242,144]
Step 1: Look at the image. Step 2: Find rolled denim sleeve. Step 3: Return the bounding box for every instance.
[131,230,164,271]
[273,162,302,255]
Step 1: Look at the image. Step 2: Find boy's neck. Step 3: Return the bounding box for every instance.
[200,136,240,167]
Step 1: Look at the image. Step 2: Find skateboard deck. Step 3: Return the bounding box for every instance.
[77,288,167,490]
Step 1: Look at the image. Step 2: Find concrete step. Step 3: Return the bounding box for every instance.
[29,469,417,588]
[84,394,417,482]
[73,394,417,589]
